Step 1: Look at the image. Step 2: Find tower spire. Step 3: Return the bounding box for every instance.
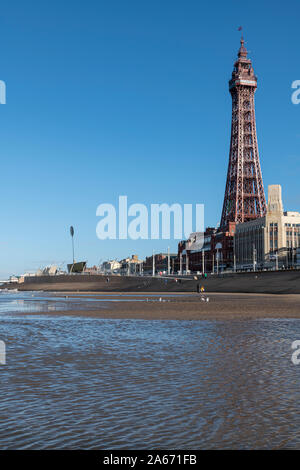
[238,36,247,58]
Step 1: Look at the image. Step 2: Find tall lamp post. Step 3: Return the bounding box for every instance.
[152,250,155,277]
[70,226,75,271]
[253,244,257,272]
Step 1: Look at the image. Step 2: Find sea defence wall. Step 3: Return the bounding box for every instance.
[2,270,300,294]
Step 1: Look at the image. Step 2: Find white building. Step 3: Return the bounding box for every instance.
[235,185,300,269]
[101,260,122,273]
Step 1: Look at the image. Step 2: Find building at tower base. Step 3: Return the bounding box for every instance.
[177,223,236,274]
[234,185,300,270]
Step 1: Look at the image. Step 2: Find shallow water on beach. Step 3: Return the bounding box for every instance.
[0,292,300,449]
[0,291,187,315]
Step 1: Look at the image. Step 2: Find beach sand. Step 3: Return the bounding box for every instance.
[22,292,300,320]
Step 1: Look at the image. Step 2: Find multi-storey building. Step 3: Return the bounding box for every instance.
[235,185,300,269]
[143,253,177,275]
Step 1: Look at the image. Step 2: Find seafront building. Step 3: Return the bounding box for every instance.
[178,224,235,273]
[178,185,300,273]
[119,255,143,275]
[101,259,122,274]
[235,185,300,269]
[143,252,177,275]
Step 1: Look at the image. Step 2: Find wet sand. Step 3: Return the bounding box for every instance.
[21,292,300,320]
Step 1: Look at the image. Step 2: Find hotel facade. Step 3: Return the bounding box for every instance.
[235,185,300,269]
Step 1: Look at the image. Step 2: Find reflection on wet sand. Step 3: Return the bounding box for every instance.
[2,290,300,321]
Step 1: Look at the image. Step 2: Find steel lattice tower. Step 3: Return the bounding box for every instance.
[220,37,266,228]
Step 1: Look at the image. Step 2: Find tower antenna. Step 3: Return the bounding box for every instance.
[238,26,243,40]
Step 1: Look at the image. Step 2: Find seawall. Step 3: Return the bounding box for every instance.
[2,270,300,295]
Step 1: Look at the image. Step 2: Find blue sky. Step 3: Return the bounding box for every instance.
[0,0,299,277]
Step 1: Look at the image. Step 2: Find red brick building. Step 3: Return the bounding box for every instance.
[177,223,236,273]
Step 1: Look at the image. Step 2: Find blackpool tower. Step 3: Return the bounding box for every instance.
[220,37,266,228]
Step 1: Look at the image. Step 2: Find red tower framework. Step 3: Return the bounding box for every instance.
[220,37,266,228]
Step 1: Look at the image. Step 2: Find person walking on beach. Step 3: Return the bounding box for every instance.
[199,285,209,302]
[196,284,208,302]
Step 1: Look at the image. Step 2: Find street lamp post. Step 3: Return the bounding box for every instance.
[234,236,236,272]
[152,250,155,277]
[70,226,75,263]
[70,226,75,273]
[253,245,257,272]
